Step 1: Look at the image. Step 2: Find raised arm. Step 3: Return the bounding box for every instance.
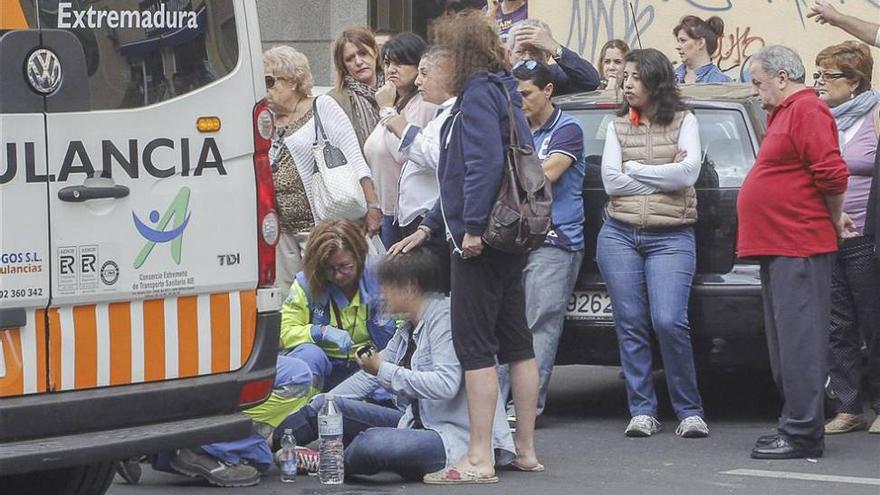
[809,0,880,47]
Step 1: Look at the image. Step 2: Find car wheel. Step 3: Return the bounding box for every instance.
[0,462,115,495]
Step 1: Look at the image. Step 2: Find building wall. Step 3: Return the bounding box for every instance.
[531,0,880,84]
[257,0,369,86]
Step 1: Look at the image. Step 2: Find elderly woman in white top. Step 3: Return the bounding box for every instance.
[363,33,438,248]
[264,46,382,300]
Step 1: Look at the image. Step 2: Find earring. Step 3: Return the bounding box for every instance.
[850,92,855,99]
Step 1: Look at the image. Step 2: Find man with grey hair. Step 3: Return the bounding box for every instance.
[507,19,600,95]
[737,45,852,459]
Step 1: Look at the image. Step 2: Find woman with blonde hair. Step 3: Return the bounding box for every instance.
[329,27,385,148]
[279,219,396,391]
[597,39,629,90]
[814,41,880,435]
[264,46,382,299]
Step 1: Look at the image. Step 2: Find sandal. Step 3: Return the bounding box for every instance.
[423,467,499,485]
[507,460,545,472]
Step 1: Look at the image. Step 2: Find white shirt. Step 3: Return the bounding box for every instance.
[395,97,457,227]
[600,112,702,196]
[282,96,372,220]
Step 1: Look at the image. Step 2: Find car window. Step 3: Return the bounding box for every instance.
[571,107,756,189]
[40,0,238,110]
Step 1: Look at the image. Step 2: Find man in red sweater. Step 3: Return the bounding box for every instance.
[738,45,852,460]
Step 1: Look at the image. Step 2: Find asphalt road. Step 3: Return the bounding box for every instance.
[107,366,880,495]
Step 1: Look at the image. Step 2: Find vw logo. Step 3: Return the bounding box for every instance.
[26,48,63,95]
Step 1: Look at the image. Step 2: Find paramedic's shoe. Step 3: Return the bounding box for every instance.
[114,458,142,484]
[169,448,260,487]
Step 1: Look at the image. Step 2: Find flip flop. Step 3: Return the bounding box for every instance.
[507,460,545,472]
[423,467,499,485]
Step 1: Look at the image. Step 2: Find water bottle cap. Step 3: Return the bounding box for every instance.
[284,428,292,434]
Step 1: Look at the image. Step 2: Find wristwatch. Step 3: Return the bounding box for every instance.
[552,45,564,61]
[417,224,431,236]
[379,106,398,119]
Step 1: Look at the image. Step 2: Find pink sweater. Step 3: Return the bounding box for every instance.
[363,94,438,215]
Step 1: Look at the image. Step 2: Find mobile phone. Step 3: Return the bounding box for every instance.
[356,344,377,358]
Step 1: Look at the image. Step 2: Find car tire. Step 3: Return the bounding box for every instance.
[0,462,115,495]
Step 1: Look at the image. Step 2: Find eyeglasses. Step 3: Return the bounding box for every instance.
[513,59,539,71]
[812,70,847,82]
[264,75,289,89]
[324,263,356,277]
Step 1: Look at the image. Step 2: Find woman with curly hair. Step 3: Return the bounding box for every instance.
[393,10,542,484]
[596,49,708,439]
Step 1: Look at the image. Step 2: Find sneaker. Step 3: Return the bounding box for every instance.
[625,415,661,437]
[169,448,260,487]
[675,416,709,438]
[114,458,142,484]
[273,446,320,475]
[825,413,868,434]
[869,416,880,434]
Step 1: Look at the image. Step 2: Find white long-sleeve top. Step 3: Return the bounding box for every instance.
[601,112,701,196]
[395,97,457,226]
[283,96,372,219]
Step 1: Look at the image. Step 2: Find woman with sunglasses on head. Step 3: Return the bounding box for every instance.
[596,49,708,439]
[279,219,398,393]
[328,27,386,148]
[673,15,730,84]
[814,41,880,436]
[364,32,438,248]
[264,46,383,300]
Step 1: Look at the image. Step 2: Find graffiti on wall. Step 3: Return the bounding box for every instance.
[553,0,880,82]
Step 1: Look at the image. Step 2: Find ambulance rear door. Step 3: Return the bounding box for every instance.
[0,1,52,399]
[41,0,260,394]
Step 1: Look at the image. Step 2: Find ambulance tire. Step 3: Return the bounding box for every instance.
[0,461,115,495]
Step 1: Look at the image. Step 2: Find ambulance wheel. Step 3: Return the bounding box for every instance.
[0,461,115,495]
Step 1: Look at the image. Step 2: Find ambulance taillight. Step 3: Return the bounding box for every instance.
[253,99,279,287]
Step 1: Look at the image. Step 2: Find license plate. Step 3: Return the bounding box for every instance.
[565,290,613,321]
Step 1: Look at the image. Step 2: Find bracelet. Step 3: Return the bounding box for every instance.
[417,224,431,236]
[367,202,381,210]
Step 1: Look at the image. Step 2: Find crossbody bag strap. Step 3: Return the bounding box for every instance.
[312,96,329,144]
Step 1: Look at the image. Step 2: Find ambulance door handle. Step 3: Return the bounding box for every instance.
[58,185,130,202]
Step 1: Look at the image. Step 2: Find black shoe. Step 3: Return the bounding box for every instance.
[169,448,260,487]
[750,435,823,459]
[754,434,778,447]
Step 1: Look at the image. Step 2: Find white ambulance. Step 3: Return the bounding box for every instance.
[0,1,280,493]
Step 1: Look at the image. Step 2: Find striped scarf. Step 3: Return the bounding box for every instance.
[343,74,384,144]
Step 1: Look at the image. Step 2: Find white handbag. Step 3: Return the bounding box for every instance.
[310,97,367,221]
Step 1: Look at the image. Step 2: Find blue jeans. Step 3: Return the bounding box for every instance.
[380,215,402,249]
[498,246,584,416]
[276,396,446,480]
[596,217,704,420]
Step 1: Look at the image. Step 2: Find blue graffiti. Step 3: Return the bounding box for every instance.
[684,0,732,11]
[566,0,656,61]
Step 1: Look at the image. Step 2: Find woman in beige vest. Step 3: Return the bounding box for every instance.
[595,49,708,439]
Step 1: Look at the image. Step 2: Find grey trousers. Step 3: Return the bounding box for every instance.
[760,253,833,444]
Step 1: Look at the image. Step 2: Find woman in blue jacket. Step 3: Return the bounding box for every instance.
[392,10,543,484]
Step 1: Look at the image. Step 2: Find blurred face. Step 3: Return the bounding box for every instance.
[622,61,649,110]
[750,62,786,110]
[675,30,705,66]
[263,66,298,114]
[602,48,625,81]
[380,281,418,316]
[342,42,377,85]
[814,64,859,108]
[416,56,452,105]
[323,249,359,290]
[385,59,419,92]
[517,79,553,123]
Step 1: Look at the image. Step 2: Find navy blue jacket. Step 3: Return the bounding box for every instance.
[551,46,600,95]
[422,70,534,251]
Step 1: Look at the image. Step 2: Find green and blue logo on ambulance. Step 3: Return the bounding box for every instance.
[132,186,191,269]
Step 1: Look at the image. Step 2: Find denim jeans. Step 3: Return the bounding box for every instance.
[498,246,584,416]
[275,396,446,480]
[596,217,704,420]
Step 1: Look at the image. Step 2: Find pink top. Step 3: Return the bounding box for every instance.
[363,93,438,215]
[841,104,878,234]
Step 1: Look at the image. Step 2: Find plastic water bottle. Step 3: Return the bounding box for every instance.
[317,395,344,485]
[278,428,297,483]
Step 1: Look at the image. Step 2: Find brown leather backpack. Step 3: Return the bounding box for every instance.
[481,84,553,254]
